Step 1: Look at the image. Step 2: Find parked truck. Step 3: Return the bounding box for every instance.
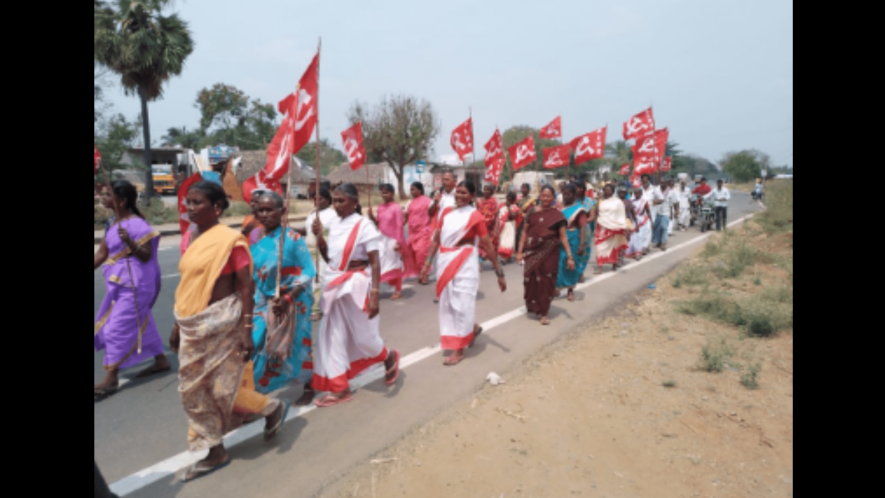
[152,165,176,196]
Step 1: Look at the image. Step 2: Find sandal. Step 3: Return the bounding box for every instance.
[469,327,484,349]
[181,458,232,483]
[264,401,291,442]
[385,350,401,386]
[315,392,354,408]
[94,383,119,400]
[444,352,465,367]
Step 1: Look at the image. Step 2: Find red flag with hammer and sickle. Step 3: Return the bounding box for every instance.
[450,118,474,161]
[540,116,562,140]
[623,108,655,141]
[341,122,367,171]
[543,144,572,169]
[508,136,537,171]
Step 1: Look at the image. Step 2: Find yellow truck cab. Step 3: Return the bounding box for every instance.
[152,165,176,196]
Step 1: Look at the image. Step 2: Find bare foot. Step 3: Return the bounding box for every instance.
[390,292,403,301]
[540,317,551,326]
[567,290,576,302]
[136,355,172,378]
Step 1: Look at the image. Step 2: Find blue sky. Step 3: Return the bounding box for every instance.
[101,0,794,167]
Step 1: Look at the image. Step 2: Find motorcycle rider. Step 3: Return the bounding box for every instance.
[705,179,732,231]
[753,178,766,201]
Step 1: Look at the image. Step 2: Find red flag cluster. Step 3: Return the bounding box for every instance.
[619,107,675,179]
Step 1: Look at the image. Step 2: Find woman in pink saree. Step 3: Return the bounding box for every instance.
[369,184,405,300]
[403,182,433,284]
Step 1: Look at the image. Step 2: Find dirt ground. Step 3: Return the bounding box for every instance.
[328,222,794,498]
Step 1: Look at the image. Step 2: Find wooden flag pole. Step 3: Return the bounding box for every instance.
[314,37,323,284]
[276,160,293,300]
[366,163,372,212]
[470,107,476,178]
[101,161,145,354]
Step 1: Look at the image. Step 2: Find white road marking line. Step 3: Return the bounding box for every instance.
[162,274,180,280]
[110,212,757,496]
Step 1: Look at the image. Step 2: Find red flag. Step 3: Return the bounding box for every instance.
[341,122,367,171]
[570,127,607,165]
[484,129,504,164]
[540,117,562,140]
[661,157,673,172]
[485,158,505,185]
[177,173,203,235]
[634,156,659,176]
[623,108,655,141]
[243,170,283,205]
[484,130,506,185]
[94,144,102,174]
[543,144,572,169]
[450,118,474,161]
[654,128,669,160]
[633,134,659,162]
[619,164,631,176]
[631,173,643,189]
[265,53,320,181]
[508,136,537,170]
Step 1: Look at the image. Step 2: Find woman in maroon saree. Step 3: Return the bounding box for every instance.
[517,186,575,326]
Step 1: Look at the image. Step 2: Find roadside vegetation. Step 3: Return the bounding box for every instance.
[673,180,794,389]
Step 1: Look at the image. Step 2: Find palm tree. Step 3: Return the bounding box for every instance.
[94,0,194,204]
[606,140,634,169]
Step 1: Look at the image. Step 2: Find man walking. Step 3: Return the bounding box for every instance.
[650,177,674,251]
[706,179,731,231]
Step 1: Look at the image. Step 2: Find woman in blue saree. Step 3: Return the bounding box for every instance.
[249,192,317,405]
[557,184,589,301]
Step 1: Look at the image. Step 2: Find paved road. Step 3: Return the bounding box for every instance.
[94,193,762,498]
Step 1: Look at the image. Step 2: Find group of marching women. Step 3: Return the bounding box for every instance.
[92,172,678,483]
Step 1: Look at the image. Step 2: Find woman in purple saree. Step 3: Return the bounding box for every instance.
[94,181,169,398]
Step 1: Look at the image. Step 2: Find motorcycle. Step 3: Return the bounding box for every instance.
[752,186,765,202]
[699,198,716,233]
[689,195,703,227]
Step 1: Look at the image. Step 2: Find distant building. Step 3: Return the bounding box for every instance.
[235,151,326,198]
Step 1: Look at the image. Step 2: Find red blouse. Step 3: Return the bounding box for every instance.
[181,230,251,275]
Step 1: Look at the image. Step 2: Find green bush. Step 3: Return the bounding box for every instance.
[142,202,180,226]
[676,265,710,286]
[699,337,734,373]
[757,180,794,235]
[227,202,253,217]
[680,287,793,337]
[713,238,758,280]
[741,363,762,390]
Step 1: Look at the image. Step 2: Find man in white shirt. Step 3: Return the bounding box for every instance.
[429,169,457,222]
[705,180,732,231]
[643,175,669,250]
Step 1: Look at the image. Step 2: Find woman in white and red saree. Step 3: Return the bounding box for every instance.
[422,181,507,367]
[311,184,401,408]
